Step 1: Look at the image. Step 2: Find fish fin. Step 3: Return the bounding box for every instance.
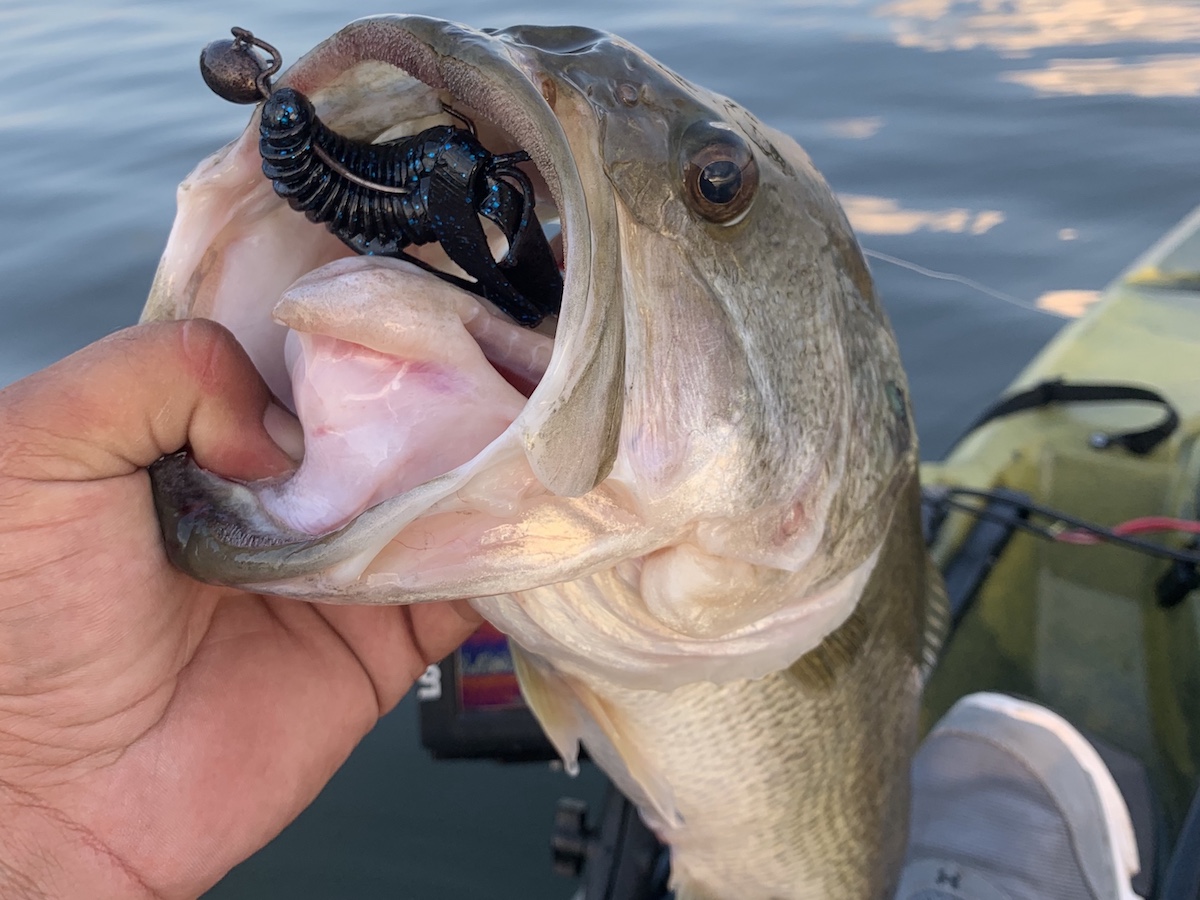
[511,646,681,830]
[565,680,682,831]
[920,557,950,685]
[510,644,583,775]
[786,604,870,692]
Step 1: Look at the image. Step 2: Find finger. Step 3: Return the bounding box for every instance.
[409,599,487,673]
[0,320,294,482]
[314,600,485,715]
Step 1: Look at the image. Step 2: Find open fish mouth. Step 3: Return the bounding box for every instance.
[146,17,628,598]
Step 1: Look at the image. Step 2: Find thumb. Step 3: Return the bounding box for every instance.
[0,319,294,482]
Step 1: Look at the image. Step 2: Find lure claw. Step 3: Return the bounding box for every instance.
[200,27,563,327]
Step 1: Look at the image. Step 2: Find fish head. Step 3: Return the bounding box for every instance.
[145,17,916,683]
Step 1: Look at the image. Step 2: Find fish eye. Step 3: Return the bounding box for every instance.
[680,122,759,225]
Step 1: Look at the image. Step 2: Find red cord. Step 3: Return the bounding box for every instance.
[1056,516,1200,545]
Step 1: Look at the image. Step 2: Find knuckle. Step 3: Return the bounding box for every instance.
[179,319,239,393]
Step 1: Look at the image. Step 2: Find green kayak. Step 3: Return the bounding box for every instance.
[923,205,1200,850]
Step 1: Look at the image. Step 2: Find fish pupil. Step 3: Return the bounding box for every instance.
[698,160,742,204]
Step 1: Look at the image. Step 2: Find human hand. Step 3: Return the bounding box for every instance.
[0,321,481,899]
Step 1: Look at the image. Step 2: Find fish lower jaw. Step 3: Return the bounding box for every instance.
[250,257,545,536]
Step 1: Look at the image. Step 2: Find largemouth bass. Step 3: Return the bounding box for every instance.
[143,17,942,898]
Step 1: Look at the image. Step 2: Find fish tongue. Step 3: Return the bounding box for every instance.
[260,256,529,536]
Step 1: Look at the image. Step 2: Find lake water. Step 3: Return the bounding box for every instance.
[3,0,1199,897]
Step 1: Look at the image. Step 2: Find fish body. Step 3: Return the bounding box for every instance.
[144,18,940,898]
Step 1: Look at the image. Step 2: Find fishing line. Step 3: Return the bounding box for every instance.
[862,248,1070,319]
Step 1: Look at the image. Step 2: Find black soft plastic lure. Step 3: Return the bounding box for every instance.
[199,28,562,328]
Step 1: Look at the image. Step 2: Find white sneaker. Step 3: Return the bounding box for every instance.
[895,692,1143,900]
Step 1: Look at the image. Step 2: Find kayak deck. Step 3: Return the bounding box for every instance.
[922,205,1200,835]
